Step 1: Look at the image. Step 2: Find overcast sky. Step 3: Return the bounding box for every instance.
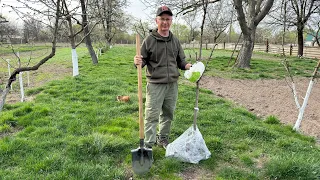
[125,0,152,20]
[0,0,152,22]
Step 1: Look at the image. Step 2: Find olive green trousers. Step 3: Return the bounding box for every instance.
[144,82,178,147]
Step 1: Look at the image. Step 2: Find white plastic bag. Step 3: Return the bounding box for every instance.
[184,61,205,82]
[165,125,211,164]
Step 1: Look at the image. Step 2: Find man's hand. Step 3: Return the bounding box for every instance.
[185,63,192,70]
[134,55,143,66]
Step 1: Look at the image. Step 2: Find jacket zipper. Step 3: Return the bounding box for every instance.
[166,41,169,82]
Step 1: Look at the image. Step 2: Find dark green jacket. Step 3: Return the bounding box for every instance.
[140,29,187,83]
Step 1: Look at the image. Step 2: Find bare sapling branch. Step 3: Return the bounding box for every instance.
[282,59,301,109]
[192,0,209,131]
[293,59,320,131]
[75,20,102,48]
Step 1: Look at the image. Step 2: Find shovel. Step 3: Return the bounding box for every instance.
[131,34,153,175]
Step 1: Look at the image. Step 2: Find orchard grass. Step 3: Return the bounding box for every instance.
[0,45,319,179]
[0,43,51,55]
[185,48,318,79]
[0,45,88,91]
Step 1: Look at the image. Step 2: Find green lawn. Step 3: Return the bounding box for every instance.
[0,46,319,179]
[184,48,318,79]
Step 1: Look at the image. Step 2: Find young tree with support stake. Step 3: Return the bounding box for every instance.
[282,56,320,132]
[292,59,320,131]
[166,0,215,164]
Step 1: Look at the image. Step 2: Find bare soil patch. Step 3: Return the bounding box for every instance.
[3,64,72,104]
[200,76,320,141]
[178,167,215,180]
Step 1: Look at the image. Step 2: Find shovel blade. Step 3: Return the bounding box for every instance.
[131,147,153,175]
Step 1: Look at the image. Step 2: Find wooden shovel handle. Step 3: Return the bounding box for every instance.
[136,34,144,139]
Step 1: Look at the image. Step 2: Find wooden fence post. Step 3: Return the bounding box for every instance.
[290,44,293,56]
[266,39,269,53]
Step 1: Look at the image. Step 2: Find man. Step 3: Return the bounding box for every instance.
[134,5,192,149]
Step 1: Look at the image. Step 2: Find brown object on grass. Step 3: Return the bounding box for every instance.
[117,95,130,102]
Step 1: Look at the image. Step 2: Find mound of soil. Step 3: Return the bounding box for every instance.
[200,76,320,141]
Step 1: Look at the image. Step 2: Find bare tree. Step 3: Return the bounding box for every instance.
[58,0,100,72]
[233,0,274,68]
[0,21,19,43]
[205,1,232,43]
[198,0,209,61]
[133,20,151,40]
[183,9,200,43]
[280,0,288,55]
[6,0,100,65]
[312,23,320,47]
[268,0,319,56]
[307,9,320,47]
[89,0,129,46]
[23,18,43,43]
[289,0,319,56]
[0,0,62,113]
[80,0,98,64]
[140,0,228,44]
[60,0,81,76]
[141,0,221,14]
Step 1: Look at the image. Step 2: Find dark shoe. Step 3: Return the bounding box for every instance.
[157,138,169,149]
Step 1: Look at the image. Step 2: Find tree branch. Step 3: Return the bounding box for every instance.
[75,20,102,47]
[255,0,275,25]
[234,0,249,36]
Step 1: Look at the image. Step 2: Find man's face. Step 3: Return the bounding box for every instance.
[156,14,172,32]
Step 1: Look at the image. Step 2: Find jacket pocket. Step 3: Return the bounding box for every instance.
[150,66,167,79]
[169,66,180,78]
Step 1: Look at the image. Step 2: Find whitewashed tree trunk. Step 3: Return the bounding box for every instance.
[291,82,300,109]
[293,80,314,131]
[72,49,79,76]
[19,72,25,102]
[7,59,11,76]
[0,87,10,112]
[293,59,320,131]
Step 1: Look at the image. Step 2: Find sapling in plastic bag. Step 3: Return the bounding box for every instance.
[169,60,211,164]
[165,125,211,164]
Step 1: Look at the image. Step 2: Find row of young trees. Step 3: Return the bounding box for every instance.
[1,1,319,54]
[1,0,130,61]
[0,0,319,111]
[0,0,130,111]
